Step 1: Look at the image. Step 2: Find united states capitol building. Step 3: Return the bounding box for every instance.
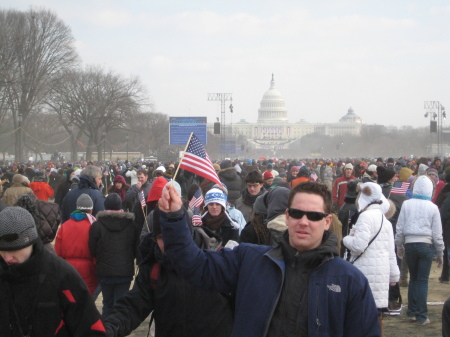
[216,75,364,150]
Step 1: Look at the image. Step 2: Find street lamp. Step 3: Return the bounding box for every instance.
[125,135,129,161]
[18,113,23,161]
[424,101,446,157]
[102,131,106,162]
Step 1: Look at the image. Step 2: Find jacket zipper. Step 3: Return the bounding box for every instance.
[262,252,285,337]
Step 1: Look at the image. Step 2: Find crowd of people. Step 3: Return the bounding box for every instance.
[0,155,449,336]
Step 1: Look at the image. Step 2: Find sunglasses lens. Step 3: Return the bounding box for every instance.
[288,208,327,221]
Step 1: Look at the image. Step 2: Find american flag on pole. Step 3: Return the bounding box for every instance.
[179,133,222,187]
[189,187,204,210]
[391,181,410,195]
[192,207,203,227]
[139,190,146,207]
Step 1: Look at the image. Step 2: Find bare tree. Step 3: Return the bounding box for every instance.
[0,8,78,161]
[46,66,148,161]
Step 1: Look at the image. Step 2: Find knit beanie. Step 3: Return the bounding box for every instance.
[399,167,413,182]
[220,160,232,170]
[113,175,126,185]
[253,191,268,215]
[147,177,169,202]
[76,194,93,211]
[213,163,221,172]
[104,193,122,210]
[263,171,273,180]
[426,167,438,178]
[345,179,360,198]
[34,171,45,182]
[376,166,396,184]
[204,188,227,209]
[344,163,354,170]
[0,207,38,251]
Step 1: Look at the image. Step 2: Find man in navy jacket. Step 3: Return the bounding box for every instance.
[159,182,380,337]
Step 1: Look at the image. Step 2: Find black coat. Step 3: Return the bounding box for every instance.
[61,175,105,223]
[104,235,233,337]
[0,240,105,337]
[89,211,138,278]
[218,167,243,206]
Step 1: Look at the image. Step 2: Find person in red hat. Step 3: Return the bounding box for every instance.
[263,171,274,190]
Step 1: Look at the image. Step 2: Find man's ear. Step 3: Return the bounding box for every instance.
[324,214,332,230]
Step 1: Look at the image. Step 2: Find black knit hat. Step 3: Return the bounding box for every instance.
[376,166,396,184]
[0,207,38,251]
[104,193,122,211]
[345,179,361,198]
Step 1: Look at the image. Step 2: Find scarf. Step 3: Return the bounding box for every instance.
[412,194,432,201]
[70,210,97,224]
[202,211,227,231]
[241,188,263,206]
[112,186,127,202]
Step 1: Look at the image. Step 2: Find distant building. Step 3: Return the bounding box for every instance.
[209,74,364,150]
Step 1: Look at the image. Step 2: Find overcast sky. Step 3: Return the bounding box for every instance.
[5,0,450,128]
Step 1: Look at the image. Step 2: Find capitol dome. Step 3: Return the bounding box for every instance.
[257,74,288,124]
[339,106,362,124]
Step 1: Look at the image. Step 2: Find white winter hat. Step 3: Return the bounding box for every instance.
[204,188,227,209]
[156,166,166,173]
[344,163,354,170]
[357,182,388,212]
[367,164,377,172]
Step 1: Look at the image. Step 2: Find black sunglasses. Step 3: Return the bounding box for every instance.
[287,208,329,221]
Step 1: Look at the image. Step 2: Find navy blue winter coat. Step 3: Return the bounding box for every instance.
[61,175,105,223]
[161,210,381,337]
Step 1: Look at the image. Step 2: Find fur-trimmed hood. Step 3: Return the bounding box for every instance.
[96,210,135,232]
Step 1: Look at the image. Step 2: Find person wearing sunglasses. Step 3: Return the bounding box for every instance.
[0,207,106,336]
[158,181,380,337]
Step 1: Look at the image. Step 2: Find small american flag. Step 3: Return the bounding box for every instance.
[139,190,146,207]
[189,187,204,210]
[179,133,222,187]
[192,207,203,227]
[391,181,410,195]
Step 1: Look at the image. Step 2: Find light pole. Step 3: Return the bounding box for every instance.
[102,131,106,162]
[424,101,446,157]
[18,113,23,161]
[126,135,129,161]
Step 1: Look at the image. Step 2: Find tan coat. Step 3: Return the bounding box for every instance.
[1,183,34,206]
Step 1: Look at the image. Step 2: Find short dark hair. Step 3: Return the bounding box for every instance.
[137,169,148,176]
[288,182,331,213]
[245,170,263,184]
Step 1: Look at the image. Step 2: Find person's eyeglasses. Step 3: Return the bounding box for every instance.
[287,208,329,221]
[246,184,261,189]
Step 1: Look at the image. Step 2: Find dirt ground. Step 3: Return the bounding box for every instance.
[383,262,448,337]
[96,262,449,337]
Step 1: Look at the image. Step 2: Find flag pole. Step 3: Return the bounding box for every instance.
[142,206,150,232]
[171,132,194,183]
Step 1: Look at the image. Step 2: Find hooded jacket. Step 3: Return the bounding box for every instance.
[343,204,400,308]
[160,210,380,337]
[218,167,243,206]
[61,175,105,222]
[0,240,105,337]
[89,211,138,278]
[29,181,54,201]
[395,175,444,256]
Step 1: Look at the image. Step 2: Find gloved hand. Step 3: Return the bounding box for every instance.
[396,246,404,259]
[437,256,444,268]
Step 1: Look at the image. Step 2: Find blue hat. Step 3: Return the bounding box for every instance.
[204,188,227,209]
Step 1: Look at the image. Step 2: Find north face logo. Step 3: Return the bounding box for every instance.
[327,284,341,293]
